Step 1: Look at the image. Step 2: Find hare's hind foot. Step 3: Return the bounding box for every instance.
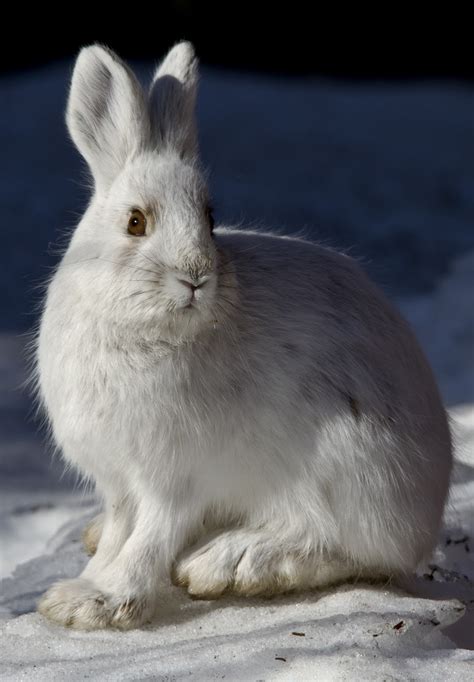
[173,529,357,599]
[81,513,104,556]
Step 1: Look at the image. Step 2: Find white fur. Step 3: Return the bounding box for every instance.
[36,42,452,630]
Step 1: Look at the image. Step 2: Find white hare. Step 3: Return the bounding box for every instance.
[36,42,452,630]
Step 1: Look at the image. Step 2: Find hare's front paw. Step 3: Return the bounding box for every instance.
[38,578,149,630]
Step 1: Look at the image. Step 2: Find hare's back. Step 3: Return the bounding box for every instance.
[217,228,446,425]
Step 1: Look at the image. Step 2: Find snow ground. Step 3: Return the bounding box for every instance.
[0,62,473,679]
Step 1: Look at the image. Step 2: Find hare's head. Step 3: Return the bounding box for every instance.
[66,43,229,340]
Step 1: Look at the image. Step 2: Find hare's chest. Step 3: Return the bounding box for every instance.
[40,330,167,473]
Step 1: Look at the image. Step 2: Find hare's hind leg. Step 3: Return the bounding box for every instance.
[173,529,357,599]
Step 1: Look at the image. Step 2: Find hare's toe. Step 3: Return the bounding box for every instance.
[173,539,232,598]
[81,513,104,556]
[232,549,302,596]
[38,578,148,630]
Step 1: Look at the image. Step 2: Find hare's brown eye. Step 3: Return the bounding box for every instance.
[128,209,147,236]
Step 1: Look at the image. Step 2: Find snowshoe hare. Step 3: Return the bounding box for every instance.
[36,42,452,630]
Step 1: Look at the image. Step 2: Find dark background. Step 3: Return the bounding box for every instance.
[1,6,472,79]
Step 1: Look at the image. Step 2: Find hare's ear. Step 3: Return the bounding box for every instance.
[67,45,148,192]
[149,42,199,157]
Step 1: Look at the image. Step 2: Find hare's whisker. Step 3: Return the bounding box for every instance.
[118,289,158,302]
[138,250,163,271]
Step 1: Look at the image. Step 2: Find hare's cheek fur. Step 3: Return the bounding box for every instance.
[35,42,452,631]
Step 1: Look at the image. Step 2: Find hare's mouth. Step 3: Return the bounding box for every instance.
[172,297,204,315]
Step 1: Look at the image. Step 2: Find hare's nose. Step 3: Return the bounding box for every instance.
[177,275,210,292]
[177,278,199,292]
